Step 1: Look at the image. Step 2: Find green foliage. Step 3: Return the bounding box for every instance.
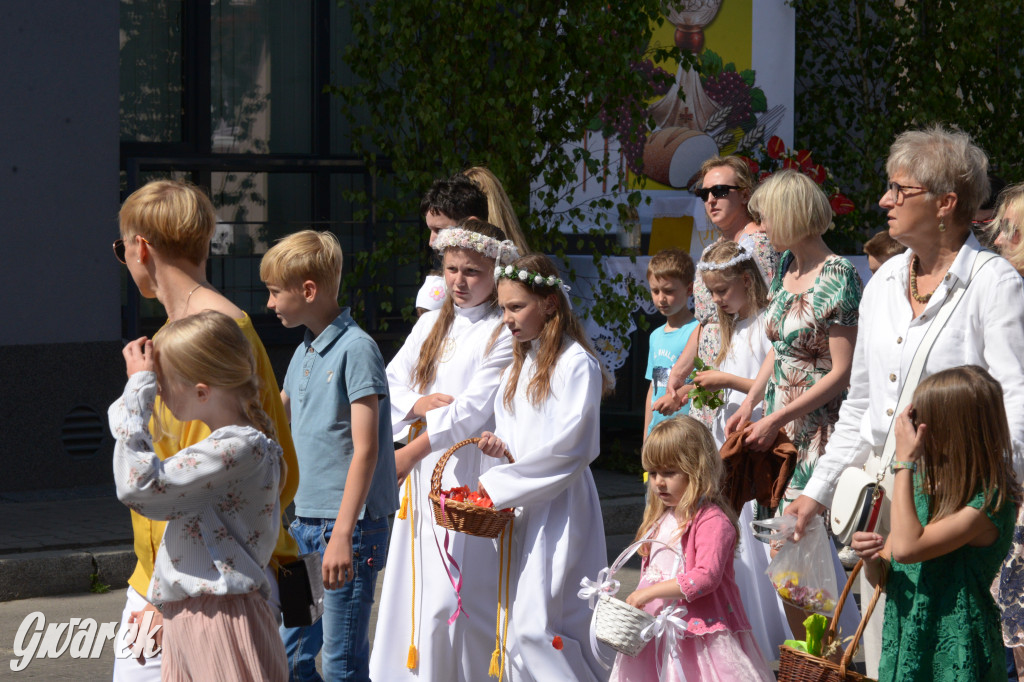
[687,356,724,410]
[331,0,682,337]
[89,571,110,594]
[789,1,1024,245]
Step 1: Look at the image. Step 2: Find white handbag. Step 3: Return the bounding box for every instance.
[830,250,997,543]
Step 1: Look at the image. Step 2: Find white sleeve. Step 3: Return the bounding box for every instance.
[479,351,602,509]
[386,313,436,437]
[801,290,874,506]
[425,326,513,449]
[978,268,1024,476]
[109,373,275,517]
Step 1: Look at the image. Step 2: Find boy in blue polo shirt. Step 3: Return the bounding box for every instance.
[261,230,399,681]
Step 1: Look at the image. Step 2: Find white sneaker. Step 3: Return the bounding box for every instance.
[837,545,859,569]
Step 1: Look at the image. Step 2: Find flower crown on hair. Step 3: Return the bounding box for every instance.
[494,264,571,296]
[432,227,519,265]
[696,244,754,272]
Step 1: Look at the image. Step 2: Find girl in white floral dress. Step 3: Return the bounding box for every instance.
[109,310,287,681]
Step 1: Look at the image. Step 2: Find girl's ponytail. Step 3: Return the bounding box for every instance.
[242,376,276,442]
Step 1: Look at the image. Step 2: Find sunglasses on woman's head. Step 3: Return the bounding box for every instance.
[696,184,741,202]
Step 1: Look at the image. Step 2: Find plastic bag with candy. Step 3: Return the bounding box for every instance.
[753,515,838,615]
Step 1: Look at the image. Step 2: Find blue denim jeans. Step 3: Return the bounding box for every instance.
[280,515,389,682]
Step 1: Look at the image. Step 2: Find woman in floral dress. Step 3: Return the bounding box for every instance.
[660,155,779,428]
[728,170,861,508]
[726,170,862,639]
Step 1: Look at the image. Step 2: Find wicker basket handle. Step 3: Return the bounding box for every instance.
[827,558,884,676]
[429,437,514,497]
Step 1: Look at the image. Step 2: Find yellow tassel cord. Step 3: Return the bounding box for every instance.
[404,419,425,670]
[489,519,514,680]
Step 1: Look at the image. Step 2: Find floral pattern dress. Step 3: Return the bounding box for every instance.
[691,231,779,428]
[881,484,1015,682]
[764,252,861,512]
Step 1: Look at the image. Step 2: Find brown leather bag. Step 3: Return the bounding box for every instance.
[719,422,797,514]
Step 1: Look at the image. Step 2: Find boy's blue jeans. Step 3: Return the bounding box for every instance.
[280,515,389,682]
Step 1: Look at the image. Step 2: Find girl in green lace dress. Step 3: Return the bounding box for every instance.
[852,366,1020,682]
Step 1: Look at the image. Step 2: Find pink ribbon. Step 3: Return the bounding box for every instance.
[432,492,465,625]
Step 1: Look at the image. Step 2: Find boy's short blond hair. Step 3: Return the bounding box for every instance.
[647,248,695,286]
[862,230,907,262]
[119,180,216,266]
[260,230,343,297]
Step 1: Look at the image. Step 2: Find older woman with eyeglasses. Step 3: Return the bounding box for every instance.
[656,155,779,427]
[783,125,1024,678]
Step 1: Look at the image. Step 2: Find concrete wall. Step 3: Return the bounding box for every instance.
[0,2,122,491]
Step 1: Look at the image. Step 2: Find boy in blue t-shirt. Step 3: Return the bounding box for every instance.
[644,248,700,438]
[261,230,399,681]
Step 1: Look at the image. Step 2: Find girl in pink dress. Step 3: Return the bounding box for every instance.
[610,416,774,682]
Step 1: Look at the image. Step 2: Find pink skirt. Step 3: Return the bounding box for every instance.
[609,629,774,682]
[160,591,286,682]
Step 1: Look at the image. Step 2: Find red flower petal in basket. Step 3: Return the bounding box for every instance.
[782,158,800,170]
[552,636,564,650]
[804,163,826,184]
[830,193,855,215]
[766,135,786,160]
[796,149,813,167]
[737,155,759,176]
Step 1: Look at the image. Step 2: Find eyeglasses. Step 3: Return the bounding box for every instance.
[885,181,928,203]
[696,184,741,202]
[112,235,152,264]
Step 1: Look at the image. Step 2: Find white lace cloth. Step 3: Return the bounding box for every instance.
[558,255,656,373]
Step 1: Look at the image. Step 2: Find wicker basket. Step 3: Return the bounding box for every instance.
[777,559,882,682]
[593,592,656,657]
[428,437,515,539]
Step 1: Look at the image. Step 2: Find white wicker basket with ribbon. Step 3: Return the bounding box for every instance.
[577,537,685,668]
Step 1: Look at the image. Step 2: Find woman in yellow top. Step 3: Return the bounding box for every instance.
[111,179,298,680]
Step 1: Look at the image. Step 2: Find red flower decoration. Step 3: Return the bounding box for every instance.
[804,163,826,184]
[766,135,786,160]
[796,149,813,168]
[830,193,855,215]
[758,170,772,182]
[552,636,564,650]
[737,155,759,176]
[782,158,800,171]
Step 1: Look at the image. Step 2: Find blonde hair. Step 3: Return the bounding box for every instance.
[119,180,216,266]
[499,254,612,410]
[412,219,507,392]
[152,311,275,441]
[699,155,757,196]
[912,365,1021,523]
[748,169,833,248]
[463,166,531,255]
[991,182,1024,273]
[260,229,343,298]
[635,416,739,555]
[700,241,769,365]
[886,125,990,226]
[647,248,696,285]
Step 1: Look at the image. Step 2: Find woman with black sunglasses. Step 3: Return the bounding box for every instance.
[655,155,779,430]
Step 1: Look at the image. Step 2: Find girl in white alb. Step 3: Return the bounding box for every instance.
[475,254,610,682]
[109,311,286,680]
[684,240,790,660]
[370,221,520,682]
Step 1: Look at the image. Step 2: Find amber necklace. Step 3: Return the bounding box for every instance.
[909,255,939,304]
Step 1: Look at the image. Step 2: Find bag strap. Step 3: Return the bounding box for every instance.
[877,250,998,474]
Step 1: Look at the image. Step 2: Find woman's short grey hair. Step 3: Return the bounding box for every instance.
[886,125,989,225]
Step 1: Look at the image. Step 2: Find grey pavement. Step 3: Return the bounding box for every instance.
[0,469,645,603]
